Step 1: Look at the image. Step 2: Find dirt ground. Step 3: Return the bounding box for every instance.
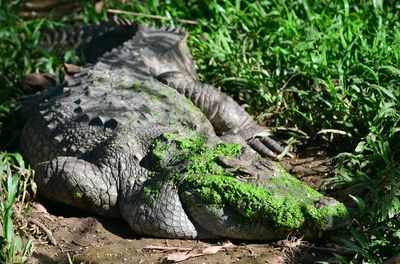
[25,143,347,264]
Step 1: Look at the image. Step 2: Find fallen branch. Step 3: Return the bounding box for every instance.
[28,217,57,246]
[150,242,235,263]
[107,9,198,25]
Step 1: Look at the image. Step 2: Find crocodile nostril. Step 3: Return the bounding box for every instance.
[311,197,349,232]
[314,197,338,208]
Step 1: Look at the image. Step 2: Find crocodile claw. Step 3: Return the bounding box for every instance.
[237,125,292,159]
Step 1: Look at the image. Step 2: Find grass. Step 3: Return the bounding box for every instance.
[0,0,399,263]
[0,153,35,263]
[0,2,68,150]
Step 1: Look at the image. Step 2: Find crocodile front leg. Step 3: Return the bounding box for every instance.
[34,156,120,216]
[157,71,285,158]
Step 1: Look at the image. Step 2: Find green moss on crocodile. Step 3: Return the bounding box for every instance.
[150,132,348,231]
[150,95,159,102]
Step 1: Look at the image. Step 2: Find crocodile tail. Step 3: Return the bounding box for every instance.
[41,17,138,63]
[125,24,197,80]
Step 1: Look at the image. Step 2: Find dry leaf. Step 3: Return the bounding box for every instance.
[95,1,103,13]
[165,251,192,262]
[63,63,81,75]
[201,245,223,254]
[385,255,400,264]
[19,72,57,93]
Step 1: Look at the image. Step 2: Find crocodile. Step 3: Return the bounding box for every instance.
[21,24,348,240]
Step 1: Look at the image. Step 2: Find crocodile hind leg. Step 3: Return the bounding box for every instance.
[157,71,285,158]
[34,156,120,217]
[120,174,215,239]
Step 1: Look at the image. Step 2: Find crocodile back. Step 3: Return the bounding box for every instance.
[21,23,215,165]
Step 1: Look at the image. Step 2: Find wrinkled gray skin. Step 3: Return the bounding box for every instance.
[21,25,341,240]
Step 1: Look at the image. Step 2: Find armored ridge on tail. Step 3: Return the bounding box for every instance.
[40,17,138,63]
[21,23,348,240]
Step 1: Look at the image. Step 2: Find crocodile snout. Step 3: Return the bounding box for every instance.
[312,197,349,232]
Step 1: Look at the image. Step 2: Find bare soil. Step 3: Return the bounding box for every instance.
[25,143,345,264]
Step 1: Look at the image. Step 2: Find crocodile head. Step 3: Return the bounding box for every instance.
[148,131,349,240]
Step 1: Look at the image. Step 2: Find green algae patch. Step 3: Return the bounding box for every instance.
[151,132,241,173]
[150,132,348,231]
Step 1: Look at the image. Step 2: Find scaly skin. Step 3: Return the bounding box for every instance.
[40,17,138,63]
[21,24,348,240]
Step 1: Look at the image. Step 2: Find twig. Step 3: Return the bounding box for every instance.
[143,245,193,251]
[281,72,304,90]
[274,126,309,138]
[72,240,90,248]
[60,248,78,254]
[163,242,235,262]
[28,217,57,246]
[107,9,198,25]
[18,174,28,215]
